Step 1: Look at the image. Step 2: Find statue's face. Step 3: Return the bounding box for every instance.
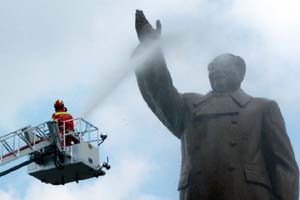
[208,56,243,92]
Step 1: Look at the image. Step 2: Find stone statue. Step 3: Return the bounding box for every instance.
[132,10,299,200]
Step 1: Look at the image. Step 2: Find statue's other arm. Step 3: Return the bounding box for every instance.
[263,101,299,200]
[132,10,184,138]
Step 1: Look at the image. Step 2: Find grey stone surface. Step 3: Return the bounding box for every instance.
[132,10,299,200]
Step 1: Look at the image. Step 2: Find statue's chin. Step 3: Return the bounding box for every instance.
[211,81,239,93]
[212,80,228,92]
[213,86,229,93]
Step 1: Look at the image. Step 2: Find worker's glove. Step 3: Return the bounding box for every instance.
[135,10,161,43]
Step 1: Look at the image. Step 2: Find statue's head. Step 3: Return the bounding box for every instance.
[208,54,246,93]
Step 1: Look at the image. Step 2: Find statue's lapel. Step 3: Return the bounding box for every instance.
[193,89,252,116]
[230,89,252,108]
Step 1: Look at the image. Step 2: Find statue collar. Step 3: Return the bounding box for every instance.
[229,89,252,107]
[194,89,252,108]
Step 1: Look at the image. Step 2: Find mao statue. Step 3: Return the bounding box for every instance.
[132,10,299,200]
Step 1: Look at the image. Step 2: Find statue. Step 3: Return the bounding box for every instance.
[132,10,299,200]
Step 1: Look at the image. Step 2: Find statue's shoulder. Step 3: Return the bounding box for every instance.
[182,92,205,110]
[250,96,279,109]
[231,89,278,109]
[251,96,273,103]
[182,92,204,101]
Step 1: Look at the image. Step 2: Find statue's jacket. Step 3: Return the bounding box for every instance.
[132,42,299,200]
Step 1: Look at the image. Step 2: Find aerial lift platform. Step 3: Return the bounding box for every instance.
[0,118,110,185]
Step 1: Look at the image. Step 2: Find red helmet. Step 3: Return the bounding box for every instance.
[54,99,64,108]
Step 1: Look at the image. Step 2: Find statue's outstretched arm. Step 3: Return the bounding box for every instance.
[132,10,184,138]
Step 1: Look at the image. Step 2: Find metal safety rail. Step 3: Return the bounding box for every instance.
[0,122,53,166]
[0,118,109,182]
[0,118,101,166]
[61,117,100,150]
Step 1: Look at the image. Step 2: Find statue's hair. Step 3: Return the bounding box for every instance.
[208,54,246,80]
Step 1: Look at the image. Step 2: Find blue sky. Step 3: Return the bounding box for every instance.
[0,0,299,199]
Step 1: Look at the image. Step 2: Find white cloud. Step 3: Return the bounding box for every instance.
[0,155,160,200]
[137,194,171,200]
[0,189,19,200]
[228,0,300,109]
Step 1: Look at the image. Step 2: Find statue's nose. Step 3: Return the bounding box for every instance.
[210,69,227,77]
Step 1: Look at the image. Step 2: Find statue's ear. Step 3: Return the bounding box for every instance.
[156,20,161,35]
[238,69,246,83]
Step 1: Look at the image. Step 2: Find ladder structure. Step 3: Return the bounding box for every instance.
[0,118,100,166]
[0,117,109,185]
[0,122,52,166]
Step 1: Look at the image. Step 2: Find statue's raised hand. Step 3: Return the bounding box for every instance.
[135,10,161,43]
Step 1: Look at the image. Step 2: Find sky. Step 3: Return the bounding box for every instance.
[0,0,299,199]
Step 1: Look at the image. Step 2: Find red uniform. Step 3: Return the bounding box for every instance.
[52,109,75,146]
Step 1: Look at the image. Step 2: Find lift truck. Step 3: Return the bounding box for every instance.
[0,118,110,185]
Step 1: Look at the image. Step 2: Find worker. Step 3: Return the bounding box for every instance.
[52,99,78,146]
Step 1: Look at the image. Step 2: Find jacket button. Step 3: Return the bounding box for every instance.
[230,140,237,147]
[228,163,235,171]
[194,145,200,151]
[231,115,238,124]
[231,120,238,124]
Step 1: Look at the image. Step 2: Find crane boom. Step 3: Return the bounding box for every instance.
[0,122,52,166]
